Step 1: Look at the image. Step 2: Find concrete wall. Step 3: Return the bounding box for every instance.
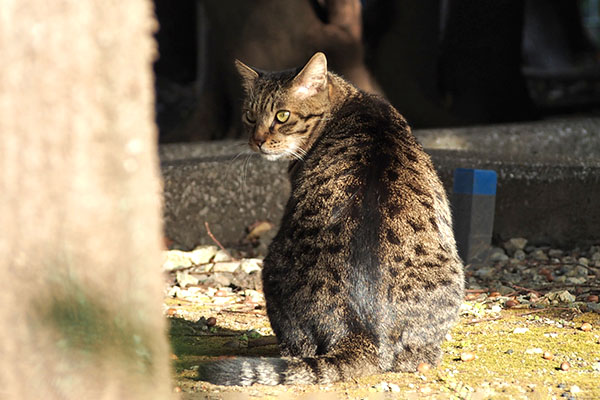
[160,118,600,249]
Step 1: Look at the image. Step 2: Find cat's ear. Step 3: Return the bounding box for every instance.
[235,60,260,91]
[292,52,328,99]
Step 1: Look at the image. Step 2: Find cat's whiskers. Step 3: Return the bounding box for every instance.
[286,145,307,161]
[241,152,255,193]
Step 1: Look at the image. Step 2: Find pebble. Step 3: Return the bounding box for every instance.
[176,270,199,288]
[525,348,543,354]
[592,361,600,371]
[543,351,554,360]
[548,249,564,258]
[580,322,592,332]
[513,249,526,260]
[531,249,549,261]
[213,249,232,263]
[560,361,571,371]
[545,290,576,304]
[460,351,475,362]
[212,261,241,273]
[513,327,529,334]
[489,249,509,262]
[206,317,217,327]
[190,246,218,264]
[504,238,528,255]
[417,362,430,373]
[570,385,581,394]
[505,299,519,308]
[475,267,495,279]
[240,258,263,274]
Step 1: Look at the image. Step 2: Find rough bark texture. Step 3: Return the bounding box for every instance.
[0,1,172,399]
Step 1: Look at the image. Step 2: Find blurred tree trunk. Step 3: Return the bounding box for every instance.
[0,1,172,399]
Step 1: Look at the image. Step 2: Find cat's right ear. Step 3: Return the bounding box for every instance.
[235,60,260,92]
[292,52,328,99]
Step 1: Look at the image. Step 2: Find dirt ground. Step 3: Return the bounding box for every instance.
[166,289,600,400]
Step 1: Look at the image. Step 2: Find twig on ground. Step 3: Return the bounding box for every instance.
[509,284,543,297]
[205,221,237,261]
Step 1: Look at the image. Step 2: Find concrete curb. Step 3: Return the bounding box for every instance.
[160,118,600,249]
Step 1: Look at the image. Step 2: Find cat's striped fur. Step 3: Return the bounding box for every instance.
[198,52,464,386]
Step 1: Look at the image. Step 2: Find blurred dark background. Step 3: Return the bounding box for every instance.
[153,0,600,143]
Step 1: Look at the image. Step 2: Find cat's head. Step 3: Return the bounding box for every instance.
[235,52,330,161]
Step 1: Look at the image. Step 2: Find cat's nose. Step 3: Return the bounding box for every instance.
[253,136,266,148]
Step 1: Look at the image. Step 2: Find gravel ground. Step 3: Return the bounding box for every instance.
[163,237,600,399]
[163,237,600,317]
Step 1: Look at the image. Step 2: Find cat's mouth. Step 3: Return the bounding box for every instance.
[259,149,288,161]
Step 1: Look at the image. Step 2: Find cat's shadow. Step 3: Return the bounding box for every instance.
[169,316,280,371]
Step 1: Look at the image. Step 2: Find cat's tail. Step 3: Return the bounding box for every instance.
[197,335,381,386]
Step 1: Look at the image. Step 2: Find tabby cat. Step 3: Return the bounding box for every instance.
[199,52,464,386]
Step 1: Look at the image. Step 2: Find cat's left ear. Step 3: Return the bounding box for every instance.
[292,52,328,99]
[235,59,260,91]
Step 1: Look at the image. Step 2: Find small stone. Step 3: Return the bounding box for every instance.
[566,265,589,277]
[587,295,599,303]
[388,383,400,393]
[570,385,581,394]
[580,322,592,332]
[167,286,181,298]
[513,249,526,260]
[465,293,479,301]
[417,362,430,373]
[543,351,554,360]
[561,256,576,264]
[505,349,514,354]
[504,238,528,255]
[203,273,232,288]
[190,245,218,264]
[240,258,263,274]
[532,249,549,261]
[525,347,543,354]
[176,270,199,288]
[592,361,600,371]
[578,257,589,266]
[560,361,571,371]
[475,267,495,279]
[213,249,232,262]
[548,249,564,258]
[546,290,576,304]
[212,261,241,273]
[591,252,600,261]
[489,249,509,262]
[166,308,177,316]
[162,250,194,271]
[513,327,529,334]
[566,277,587,285]
[498,285,515,295]
[590,303,600,313]
[460,352,475,362]
[206,317,217,327]
[505,299,519,308]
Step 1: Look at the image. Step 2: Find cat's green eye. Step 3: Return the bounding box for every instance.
[245,110,256,123]
[275,110,290,123]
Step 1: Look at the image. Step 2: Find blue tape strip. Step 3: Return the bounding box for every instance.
[453,168,497,195]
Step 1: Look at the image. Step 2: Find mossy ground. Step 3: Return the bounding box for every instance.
[167,294,600,399]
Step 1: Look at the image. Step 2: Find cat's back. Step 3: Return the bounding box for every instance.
[286,90,461,295]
